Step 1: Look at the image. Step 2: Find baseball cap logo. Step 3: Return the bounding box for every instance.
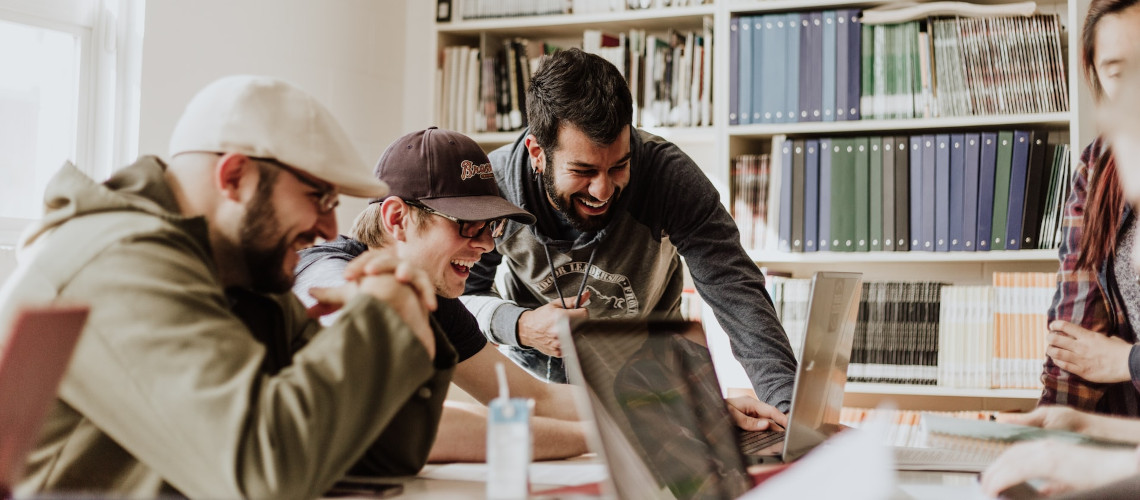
[459,159,495,181]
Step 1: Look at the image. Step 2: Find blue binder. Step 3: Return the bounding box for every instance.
[807,12,825,122]
[729,17,740,125]
[755,15,773,123]
[822,11,837,122]
[921,135,936,251]
[962,133,981,251]
[1005,131,1033,250]
[785,12,801,124]
[909,136,923,250]
[835,10,850,121]
[948,134,966,251]
[738,16,753,125]
[976,132,999,251]
[935,134,951,252]
[847,10,862,120]
[798,13,813,122]
[805,139,821,252]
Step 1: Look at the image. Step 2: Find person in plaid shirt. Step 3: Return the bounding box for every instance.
[1040,0,1140,417]
[981,5,1140,495]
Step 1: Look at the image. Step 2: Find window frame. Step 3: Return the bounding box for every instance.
[0,0,143,245]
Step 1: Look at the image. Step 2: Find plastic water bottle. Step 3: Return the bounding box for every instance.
[486,362,533,499]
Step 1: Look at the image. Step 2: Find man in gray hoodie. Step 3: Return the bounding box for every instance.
[461,49,797,423]
[0,76,451,499]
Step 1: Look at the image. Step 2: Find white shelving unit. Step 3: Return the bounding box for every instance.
[843,383,1039,412]
[750,248,1058,263]
[430,0,1089,412]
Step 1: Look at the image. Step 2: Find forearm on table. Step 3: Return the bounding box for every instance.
[526,381,581,421]
[1079,413,1140,445]
[427,402,589,463]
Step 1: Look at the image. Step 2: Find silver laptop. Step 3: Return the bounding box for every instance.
[559,271,863,499]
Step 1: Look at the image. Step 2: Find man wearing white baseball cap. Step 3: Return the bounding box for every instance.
[0,75,455,498]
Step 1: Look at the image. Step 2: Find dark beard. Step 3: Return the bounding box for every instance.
[542,157,620,233]
[239,175,293,294]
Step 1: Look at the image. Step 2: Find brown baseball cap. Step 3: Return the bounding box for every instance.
[374,127,535,224]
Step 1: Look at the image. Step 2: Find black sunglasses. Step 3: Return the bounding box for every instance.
[406,201,507,239]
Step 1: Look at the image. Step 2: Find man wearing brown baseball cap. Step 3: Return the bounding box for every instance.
[1,76,453,498]
[296,127,590,462]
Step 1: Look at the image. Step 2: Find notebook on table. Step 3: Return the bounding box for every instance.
[0,304,89,492]
[922,414,1138,448]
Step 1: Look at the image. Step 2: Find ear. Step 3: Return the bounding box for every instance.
[215,153,258,203]
[379,197,412,242]
[524,134,546,174]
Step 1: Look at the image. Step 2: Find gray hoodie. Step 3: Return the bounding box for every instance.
[460,129,796,410]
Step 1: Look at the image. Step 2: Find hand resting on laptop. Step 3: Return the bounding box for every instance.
[727,396,788,431]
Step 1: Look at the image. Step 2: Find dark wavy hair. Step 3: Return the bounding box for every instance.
[525,48,633,153]
[1077,0,1139,271]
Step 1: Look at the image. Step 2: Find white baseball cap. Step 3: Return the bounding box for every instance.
[168,75,387,198]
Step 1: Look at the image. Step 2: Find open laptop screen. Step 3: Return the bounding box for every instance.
[563,319,753,500]
[783,271,862,461]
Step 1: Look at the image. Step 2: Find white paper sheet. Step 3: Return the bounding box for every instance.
[739,415,896,500]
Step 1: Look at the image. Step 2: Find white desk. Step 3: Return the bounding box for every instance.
[339,465,985,499]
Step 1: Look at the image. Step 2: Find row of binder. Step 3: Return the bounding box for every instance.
[728,11,1069,125]
[730,130,1073,253]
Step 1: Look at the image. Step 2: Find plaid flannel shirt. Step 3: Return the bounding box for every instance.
[1040,138,1140,416]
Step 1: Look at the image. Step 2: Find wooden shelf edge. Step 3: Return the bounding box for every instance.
[729,113,1073,138]
[746,248,1058,263]
[438,5,717,33]
[469,131,520,145]
[469,127,716,145]
[729,0,896,14]
[845,382,1041,399]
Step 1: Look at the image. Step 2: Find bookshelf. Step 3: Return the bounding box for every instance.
[843,383,1038,412]
[427,0,1089,410]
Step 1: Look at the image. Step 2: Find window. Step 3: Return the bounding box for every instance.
[0,0,143,244]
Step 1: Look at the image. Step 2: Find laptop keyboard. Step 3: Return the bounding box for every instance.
[739,429,786,455]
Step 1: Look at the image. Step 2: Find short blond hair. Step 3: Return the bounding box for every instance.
[350,200,428,249]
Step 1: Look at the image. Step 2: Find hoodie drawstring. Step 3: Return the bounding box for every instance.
[541,242,597,310]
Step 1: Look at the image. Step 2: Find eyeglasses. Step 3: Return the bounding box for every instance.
[254,157,340,214]
[407,201,507,239]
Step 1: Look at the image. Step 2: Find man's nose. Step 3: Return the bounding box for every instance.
[471,226,495,253]
[315,210,338,241]
[589,175,614,201]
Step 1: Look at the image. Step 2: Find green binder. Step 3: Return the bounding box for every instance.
[990,131,1015,251]
[831,138,856,252]
[854,137,871,252]
[870,136,884,251]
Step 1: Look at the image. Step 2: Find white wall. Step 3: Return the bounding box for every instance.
[403,1,438,132]
[138,0,409,232]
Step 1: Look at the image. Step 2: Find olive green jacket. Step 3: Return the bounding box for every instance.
[0,157,455,499]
